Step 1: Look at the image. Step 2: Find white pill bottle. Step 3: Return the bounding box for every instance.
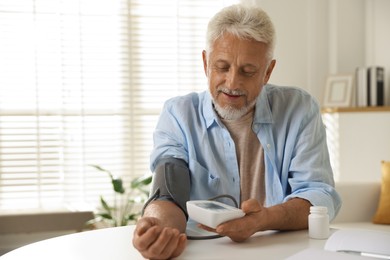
[308,206,329,239]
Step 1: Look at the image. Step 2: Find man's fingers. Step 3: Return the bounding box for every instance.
[134,217,160,236]
[197,224,217,233]
[134,222,150,236]
[148,228,181,258]
[134,227,186,260]
[147,228,175,256]
[133,225,162,251]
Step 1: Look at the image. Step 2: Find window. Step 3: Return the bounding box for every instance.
[0,0,237,212]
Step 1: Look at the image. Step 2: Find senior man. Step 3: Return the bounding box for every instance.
[133,4,341,259]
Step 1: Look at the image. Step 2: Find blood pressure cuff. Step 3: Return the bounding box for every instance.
[142,158,191,220]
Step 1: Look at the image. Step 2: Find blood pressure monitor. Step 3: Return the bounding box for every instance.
[186,200,245,229]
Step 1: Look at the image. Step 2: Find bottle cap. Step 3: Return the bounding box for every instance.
[310,206,328,214]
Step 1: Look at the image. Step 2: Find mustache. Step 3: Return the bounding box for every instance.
[216,87,246,96]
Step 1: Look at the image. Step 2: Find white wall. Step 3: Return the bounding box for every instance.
[323,111,390,182]
[242,0,331,103]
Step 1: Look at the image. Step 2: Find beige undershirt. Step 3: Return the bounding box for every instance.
[221,110,265,205]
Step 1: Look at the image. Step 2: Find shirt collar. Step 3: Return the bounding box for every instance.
[254,84,274,125]
[202,91,219,129]
[202,84,274,129]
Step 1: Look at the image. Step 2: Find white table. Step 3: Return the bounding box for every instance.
[0,226,332,260]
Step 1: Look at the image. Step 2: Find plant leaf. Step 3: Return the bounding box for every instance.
[90,164,125,194]
[112,178,125,194]
[127,213,139,221]
[100,196,112,214]
[97,213,113,220]
[131,174,152,189]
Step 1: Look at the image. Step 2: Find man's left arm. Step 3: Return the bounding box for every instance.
[285,97,341,221]
[201,197,310,242]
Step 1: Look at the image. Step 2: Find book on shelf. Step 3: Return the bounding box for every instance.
[355,66,385,107]
[355,67,367,107]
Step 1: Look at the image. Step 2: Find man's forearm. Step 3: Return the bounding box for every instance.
[264,198,311,231]
[143,200,187,233]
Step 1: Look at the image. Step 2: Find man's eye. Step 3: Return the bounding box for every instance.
[216,66,229,72]
[242,71,255,77]
[239,66,257,77]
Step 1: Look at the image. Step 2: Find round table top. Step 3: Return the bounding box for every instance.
[0,225,329,260]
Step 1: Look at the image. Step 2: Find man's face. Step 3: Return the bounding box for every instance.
[203,33,275,120]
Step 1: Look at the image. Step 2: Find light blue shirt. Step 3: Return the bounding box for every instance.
[150,84,341,220]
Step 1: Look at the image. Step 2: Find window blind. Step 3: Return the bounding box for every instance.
[0,0,237,212]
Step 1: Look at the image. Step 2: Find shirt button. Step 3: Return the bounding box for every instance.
[267,144,271,149]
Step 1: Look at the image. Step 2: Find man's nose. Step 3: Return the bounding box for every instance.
[225,69,240,89]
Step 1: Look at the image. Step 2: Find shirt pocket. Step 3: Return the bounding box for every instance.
[189,159,221,199]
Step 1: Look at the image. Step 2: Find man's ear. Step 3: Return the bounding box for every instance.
[264,59,276,84]
[202,50,208,76]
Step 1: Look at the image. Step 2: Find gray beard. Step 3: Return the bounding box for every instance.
[213,98,257,120]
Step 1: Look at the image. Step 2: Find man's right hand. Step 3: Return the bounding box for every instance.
[132,217,187,259]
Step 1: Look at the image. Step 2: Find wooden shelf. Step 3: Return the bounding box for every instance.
[321,106,390,114]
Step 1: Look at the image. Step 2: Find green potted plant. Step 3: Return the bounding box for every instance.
[86,165,152,228]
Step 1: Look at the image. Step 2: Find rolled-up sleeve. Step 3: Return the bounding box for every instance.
[285,97,341,220]
[261,85,342,221]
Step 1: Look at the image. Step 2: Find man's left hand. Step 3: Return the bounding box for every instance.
[199,199,266,242]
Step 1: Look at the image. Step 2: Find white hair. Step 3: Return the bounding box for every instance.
[205,4,276,61]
